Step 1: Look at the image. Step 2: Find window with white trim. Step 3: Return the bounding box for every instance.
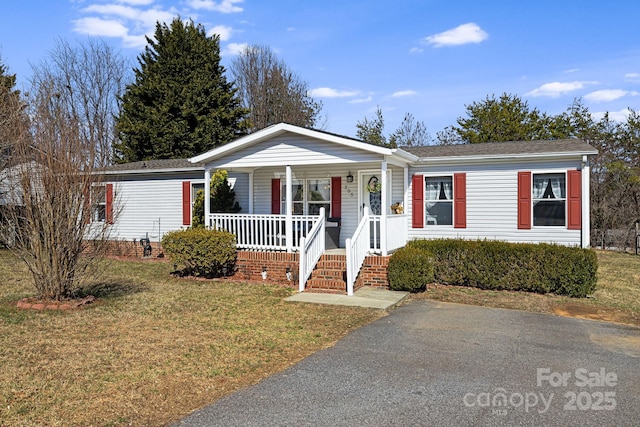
[91,185,106,222]
[425,176,452,225]
[281,179,331,217]
[533,173,565,226]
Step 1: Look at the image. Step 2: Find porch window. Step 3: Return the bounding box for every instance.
[307,179,331,216]
[280,179,331,217]
[533,173,565,226]
[425,176,452,225]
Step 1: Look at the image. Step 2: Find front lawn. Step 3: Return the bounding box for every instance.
[0,252,383,426]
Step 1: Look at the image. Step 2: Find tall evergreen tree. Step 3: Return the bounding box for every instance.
[0,56,28,157]
[114,18,247,163]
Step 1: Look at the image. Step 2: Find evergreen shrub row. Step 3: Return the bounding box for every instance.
[388,239,597,297]
[162,227,236,277]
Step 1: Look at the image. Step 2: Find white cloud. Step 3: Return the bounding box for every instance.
[72,17,129,38]
[187,0,243,13]
[390,90,416,98]
[525,81,597,98]
[409,47,423,54]
[117,0,155,5]
[222,42,248,56]
[349,96,372,104]
[74,2,182,48]
[422,23,488,47]
[308,87,360,98]
[564,68,580,74]
[208,25,233,41]
[592,108,631,122]
[625,72,640,82]
[584,89,639,103]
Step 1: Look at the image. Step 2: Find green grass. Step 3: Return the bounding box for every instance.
[0,252,383,426]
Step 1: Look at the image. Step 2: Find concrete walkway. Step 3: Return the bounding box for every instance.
[285,286,409,310]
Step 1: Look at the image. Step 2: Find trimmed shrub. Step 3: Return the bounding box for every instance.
[404,239,597,297]
[162,228,236,277]
[388,246,434,292]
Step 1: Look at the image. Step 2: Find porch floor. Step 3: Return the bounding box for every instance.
[285,286,409,311]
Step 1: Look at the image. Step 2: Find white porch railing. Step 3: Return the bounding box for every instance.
[368,214,408,254]
[209,213,318,251]
[298,208,326,292]
[345,207,370,296]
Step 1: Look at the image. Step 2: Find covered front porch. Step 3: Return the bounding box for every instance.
[189,123,415,294]
[204,163,408,295]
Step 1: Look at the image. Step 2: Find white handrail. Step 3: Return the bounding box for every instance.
[298,208,325,292]
[346,207,370,296]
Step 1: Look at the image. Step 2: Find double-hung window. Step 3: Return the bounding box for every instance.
[281,179,331,217]
[425,176,452,225]
[532,173,565,226]
[91,185,106,222]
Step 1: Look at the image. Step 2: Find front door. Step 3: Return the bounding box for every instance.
[358,170,392,218]
[358,170,392,250]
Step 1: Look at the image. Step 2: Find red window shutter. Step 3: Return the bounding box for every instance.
[412,174,424,228]
[271,178,281,214]
[106,183,114,225]
[182,181,191,226]
[454,173,466,228]
[517,172,532,229]
[331,176,341,218]
[567,170,582,230]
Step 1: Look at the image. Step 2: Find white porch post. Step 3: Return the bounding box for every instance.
[248,170,254,214]
[204,167,211,228]
[285,165,293,251]
[582,155,590,248]
[403,166,409,217]
[381,160,388,256]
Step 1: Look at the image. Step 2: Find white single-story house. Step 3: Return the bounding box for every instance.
[99,123,597,294]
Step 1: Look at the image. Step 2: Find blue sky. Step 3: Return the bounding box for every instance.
[1,0,640,139]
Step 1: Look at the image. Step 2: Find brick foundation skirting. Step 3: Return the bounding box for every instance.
[235,251,299,286]
[92,240,390,290]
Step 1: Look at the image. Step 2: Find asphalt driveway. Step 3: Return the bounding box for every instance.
[173,300,640,426]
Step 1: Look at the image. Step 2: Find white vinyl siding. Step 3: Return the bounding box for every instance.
[407,159,583,246]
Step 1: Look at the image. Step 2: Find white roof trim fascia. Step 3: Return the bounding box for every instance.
[189,123,394,164]
[416,150,598,165]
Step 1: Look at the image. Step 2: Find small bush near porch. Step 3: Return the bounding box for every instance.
[162,228,236,277]
[389,239,597,297]
[0,252,383,426]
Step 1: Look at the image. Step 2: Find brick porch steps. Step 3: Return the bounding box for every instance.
[304,253,348,294]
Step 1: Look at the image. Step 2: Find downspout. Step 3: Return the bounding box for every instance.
[582,155,590,248]
[248,170,254,214]
[204,167,211,228]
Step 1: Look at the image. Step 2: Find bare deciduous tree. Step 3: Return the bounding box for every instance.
[31,38,129,166]
[231,44,323,132]
[389,112,431,146]
[1,76,116,301]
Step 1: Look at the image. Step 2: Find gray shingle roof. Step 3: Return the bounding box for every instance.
[102,158,203,173]
[402,139,597,159]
